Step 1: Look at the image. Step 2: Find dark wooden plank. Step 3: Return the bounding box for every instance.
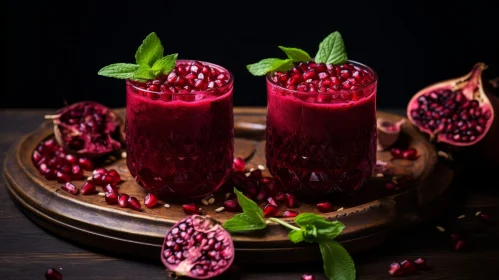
[1,109,498,280]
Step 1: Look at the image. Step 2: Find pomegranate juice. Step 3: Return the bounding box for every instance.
[265,61,377,200]
[126,61,234,199]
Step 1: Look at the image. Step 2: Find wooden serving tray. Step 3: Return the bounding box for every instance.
[3,108,453,263]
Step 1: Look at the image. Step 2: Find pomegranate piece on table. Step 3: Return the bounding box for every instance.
[317,202,334,213]
[161,215,234,279]
[45,268,62,280]
[80,181,97,195]
[61,182,78,195]
[232,157,245,172]
[224,200,242,212]
[127,196,142,211]
[144,193,158,208]
[182,203,199,215]
[388,262,403,276]
[118,194,129,208]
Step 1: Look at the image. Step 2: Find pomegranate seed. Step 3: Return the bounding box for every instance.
[450,233,461,242]
[80,181,97,195]
[103,184,119,194]
[267,197,278,207]
[44,139,59,151]
[263,204,278,217]
[45,268,62,280]
[249,169,262,180]
[388,262,403,276]
[48,157,60,168]
[39,163,49,173]
[107,169,121,185]
[454,240,466,251]
[78,158,94,171]
[479,212,490,222]
[385,182,399,191]
[144,193,158,208]
[56,171,71,183]
[301,274,315,280]
[101,174,117,187]
[275,192,286,202]
[232,157,245,172]
[127,196,142,211]
[118,194,129,208]
[284,193,298,208]
[65,154,78,164]
[400,260,415,274]
[282,210,298,218]
[256,188,267,202]
[44,169,57,180]
[402,148,419,160]
[224,200,242,212]
[105,191,118,205]
[390,148,402,159]
[32,151,43,164]
[71,164,83,180]
[61,182,78,195]
[231,171,246,186]
[414,257,428,270]
[60,164,72,174]
[243,181,258,199]
[93,168,107,175]
[182,203,199,215]
[317,202,334,213]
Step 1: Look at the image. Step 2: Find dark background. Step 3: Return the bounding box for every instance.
[2,0,498,109]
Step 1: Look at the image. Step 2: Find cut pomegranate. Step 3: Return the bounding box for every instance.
[388,262,403,276]
[407,63,499,164]
[263,204,278,217]
[144,193,158,208]
[400,260,415,274]
[118,194,129,208]
[105,191,118,205]
[317,202,334,213]
[284,193,298,208]
[45,268,62,280]
[282,210,298,218]
[414,257,428,270]
[232,157,245,172]
[302,274,315,280]
[224,200,242,212]
[127,196,142,211]
[161,215,234,279]
[183,203,199,215]
[80,181,97,195]
[48,101,122,157]
[61,182,78,195]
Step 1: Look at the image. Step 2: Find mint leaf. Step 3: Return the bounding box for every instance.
[319,240,355,280]
[246,58,293,76]
[132,66,156,81]
[295,213,326,227]
[288,229,305,243]
[152,53,178,75]
[296,213,345,240]
[97,63,140,79]
[278,46,311,62]
[135,32,164,67]
[223,188,267,232]
[315,31,348,65]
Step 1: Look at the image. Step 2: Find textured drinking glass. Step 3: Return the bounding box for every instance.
[265,60,377,200]
[126,60,234,199]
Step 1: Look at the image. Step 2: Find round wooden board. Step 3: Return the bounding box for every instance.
[3,108,453,263]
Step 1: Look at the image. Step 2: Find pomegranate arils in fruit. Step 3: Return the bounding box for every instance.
[232,157,245,172]
[127,196,142,211]
[282,210,298,218]
[388,262,403,276]
[118,194,129,208]
[49,101,122,157]
[317,202,334,213]
[144,193,158,208]
[400,260,416,274]
[32,150,43,164]
[302,274,315,280]
[45,268,63,280]
[263,203,278,217]
[161,215,234,279]
[105,191,118,205]
[414,257,428,270]
[224,200,242,212]
[284,193,298,208]
[61,182,78,195]
[80,181,97,195]
[182,203,199,215]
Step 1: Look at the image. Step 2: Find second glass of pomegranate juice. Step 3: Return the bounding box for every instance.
[126,60,234,199]
[266,61,378,200]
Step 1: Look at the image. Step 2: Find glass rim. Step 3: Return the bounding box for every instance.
[126,59,234,96]
[265,59,378,95]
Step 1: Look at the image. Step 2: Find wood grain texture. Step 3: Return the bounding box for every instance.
[1,109,499,280]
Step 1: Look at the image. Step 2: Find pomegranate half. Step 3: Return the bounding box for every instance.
[161,215,234,279]
[407,62,499,163]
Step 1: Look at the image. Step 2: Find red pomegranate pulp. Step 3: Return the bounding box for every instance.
[265,61,377,200]
[126,60,234,199]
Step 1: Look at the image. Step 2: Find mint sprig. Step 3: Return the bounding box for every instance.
[98,32,178,81]
[246,31,348,76]
[223,191,355,280]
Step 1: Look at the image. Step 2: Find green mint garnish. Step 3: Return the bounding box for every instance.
[314,31,348,65]
[246,31,348,76]
[223,191,355,280]
[278,46,311,62]
[98,32,178,81]
[222,188,267,232]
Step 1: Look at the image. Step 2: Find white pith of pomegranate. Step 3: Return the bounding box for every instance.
[50,101,122,157]
[407,63,495,146]
[161,215,234,279]
[128,60,232,100]
[269,61,375,102]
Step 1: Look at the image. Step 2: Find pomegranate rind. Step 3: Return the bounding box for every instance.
[51,101,123,157]
[161,215,235,279]
[407,63,495,147]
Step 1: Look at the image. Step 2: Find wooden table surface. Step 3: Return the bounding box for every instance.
[1,109,499,280]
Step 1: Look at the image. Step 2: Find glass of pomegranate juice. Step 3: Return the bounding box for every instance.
[126,60,234,199]
[266,61,378,200]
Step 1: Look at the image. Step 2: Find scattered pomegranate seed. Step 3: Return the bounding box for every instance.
[101,174,116,187]
[243,181,258,199]
[317,202,334,213]
[267,197,278,207]
[71,164,83,180]
[232,157,245,172]
[118,194,129,208]
[105,191,118,205]
[127,196,142,211]
[182,203,199,215]
[400,260,415,274]
[282,210,298,218]
[402,148,419,160]
[80,181,97,195]
[285,193,298,208]
[385,181,399,191]
[45,268,62,280]
[301,274,315,280]
[65,154,78,164]
[256,188,267,202]
[78,157,94,171]
[224,200,242,212]
[388,262,403,276]
[249,169,262,180]
[144,193,158,208]
[107,169,121,185]
[479,212,490,222]
[414,257,428,270]
[231,171,246,186]
[450,233,461,242]
[454,239,466,252]
[93,168,107,175]
[61,182,78,195]
[263,204,278,217]
[56,171,71,183]
[275,192,286,202]
[390,148,402,159]
[103,184,119,194]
